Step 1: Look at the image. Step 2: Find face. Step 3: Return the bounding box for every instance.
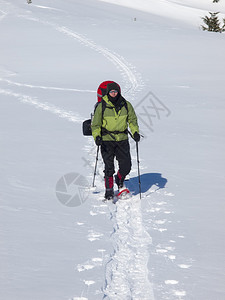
[109,90,118,98]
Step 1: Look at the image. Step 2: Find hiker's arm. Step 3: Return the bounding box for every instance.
[127,101,139,135]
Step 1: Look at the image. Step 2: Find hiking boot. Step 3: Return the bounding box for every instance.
[104,176,114,200]
[115,171,125,189]
[105,188,114,200]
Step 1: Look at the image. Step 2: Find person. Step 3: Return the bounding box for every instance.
[91,81,140,200]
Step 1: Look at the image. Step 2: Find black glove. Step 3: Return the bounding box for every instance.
[95,136,102,146]
[133,132,140,142]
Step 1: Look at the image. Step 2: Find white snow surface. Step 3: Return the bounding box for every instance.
[99,0,225,25]
[1,0,225,299]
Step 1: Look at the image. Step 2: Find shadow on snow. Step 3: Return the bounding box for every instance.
[126,173,167,196]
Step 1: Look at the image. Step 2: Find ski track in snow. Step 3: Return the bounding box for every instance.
[0,78,96,93]
[0,88,83,124]
[31,4,63,12]
[1,1,190,299]
[17,14,143,99]
[1,2,151,297]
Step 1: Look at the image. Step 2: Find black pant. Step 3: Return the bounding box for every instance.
[101,139,132,177]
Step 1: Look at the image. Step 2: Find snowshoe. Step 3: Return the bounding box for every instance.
[117,187,131,200]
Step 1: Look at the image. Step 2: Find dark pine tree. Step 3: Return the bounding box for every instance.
[201,12,223,32]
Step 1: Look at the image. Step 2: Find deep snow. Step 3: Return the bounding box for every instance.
[1,0,225,299]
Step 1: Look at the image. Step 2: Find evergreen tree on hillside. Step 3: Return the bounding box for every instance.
[201,12,225,32]
[223,19,225,32]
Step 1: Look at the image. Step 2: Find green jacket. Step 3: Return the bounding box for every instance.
[91,95,139,142]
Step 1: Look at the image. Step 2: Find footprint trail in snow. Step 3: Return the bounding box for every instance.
[103,197,154,299]
[1,1,155,298]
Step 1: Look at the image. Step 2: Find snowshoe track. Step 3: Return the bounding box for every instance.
[103,198,154,299]
[1,1,154,298]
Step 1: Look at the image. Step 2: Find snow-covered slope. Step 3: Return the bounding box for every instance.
[99,0,225,25]
[1,0,225,299]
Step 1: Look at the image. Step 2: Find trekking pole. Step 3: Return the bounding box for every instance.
[136,141,142,199]
[92,145,100,187]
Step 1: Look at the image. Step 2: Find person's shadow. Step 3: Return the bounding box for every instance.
[125,173,167,195]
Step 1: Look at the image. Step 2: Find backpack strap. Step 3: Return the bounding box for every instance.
[101,98,106,120]
[123,99,128,114]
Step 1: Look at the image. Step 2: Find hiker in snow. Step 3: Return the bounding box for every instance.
[91,81,140,200]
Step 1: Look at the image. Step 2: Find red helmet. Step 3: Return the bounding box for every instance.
[97,80,121,102]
